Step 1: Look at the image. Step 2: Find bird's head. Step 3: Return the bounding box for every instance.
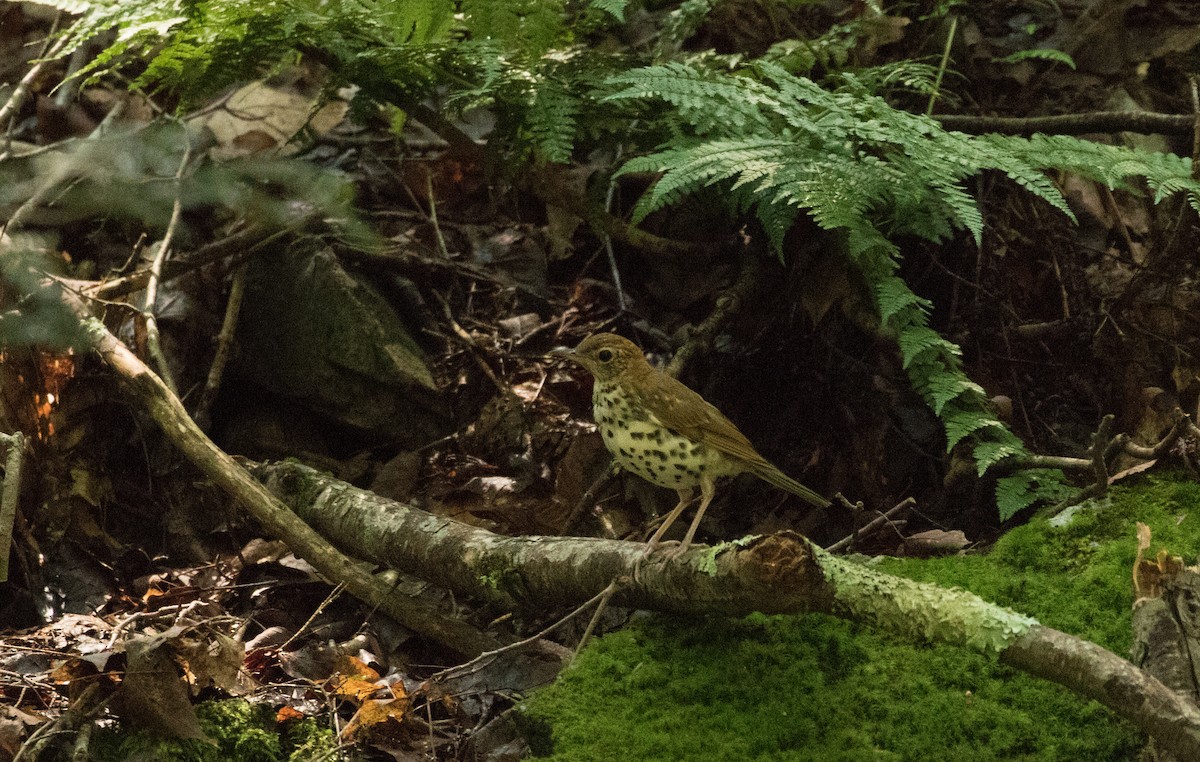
[551,333,646,382]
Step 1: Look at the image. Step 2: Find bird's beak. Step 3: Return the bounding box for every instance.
[547,346,574,360]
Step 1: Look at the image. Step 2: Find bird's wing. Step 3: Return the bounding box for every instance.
[631,368,772,467]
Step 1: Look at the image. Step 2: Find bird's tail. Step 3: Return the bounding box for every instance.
[751,464,830,508]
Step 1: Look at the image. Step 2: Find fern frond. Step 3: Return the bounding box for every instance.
[994,470,1070,521]
[972,440,1027,475]
[526,80,581,162]
[606,64,776,136]
[588,0,629,21]
[461,0,566,57]
[898,326,960,369]
[875,277,932,323]
[942,407,1007,450]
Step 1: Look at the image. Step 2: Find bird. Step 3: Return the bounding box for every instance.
[554,333,829,558]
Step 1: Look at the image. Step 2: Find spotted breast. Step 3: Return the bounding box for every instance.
[591,379,736,489]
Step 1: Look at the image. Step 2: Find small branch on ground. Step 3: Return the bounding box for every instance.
[825,497,914,553]
[80,225,287,300]
[0,35,68,135]
[993,409,1195,500]
[193,262,249,432]
[0,431,26,583]
[934,111,1194,137]
[141,131,195,395]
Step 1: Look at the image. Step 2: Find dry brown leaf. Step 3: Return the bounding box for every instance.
[117,633,211,742]
[189,80,349,160]
[177,632,255,696]
[340,697,409,743]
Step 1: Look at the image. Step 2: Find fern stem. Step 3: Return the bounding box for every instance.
[604,148,628,312]
[925,15,958,117]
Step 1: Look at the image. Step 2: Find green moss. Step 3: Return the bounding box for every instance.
[523,474,1200,761]
[283,716,339,762]
[90,699,338,762]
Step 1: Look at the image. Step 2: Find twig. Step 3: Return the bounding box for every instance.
[825,497,914,553]
[53,38,93,108]
[193,262,249,432]
[427,579,623,685]
[572,579,622,660]
[142,130,194,395]
[434,292,508,396]
[0,35,69,131]
[667,253,761,377]
[603,148,629,312]
[933,111,1194,137]
[279,582,347,652]
[0,432,25,583]
[560,466,616,535]
[925,15,957,117]
[424,172,451,259]
[82,225,287,300]
[1041,415,1118,516]
[1124,409,1190,460]
[997,408,1194,475]
[1100,185,1136,256]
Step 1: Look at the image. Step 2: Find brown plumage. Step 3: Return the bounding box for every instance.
[557,333,828,556]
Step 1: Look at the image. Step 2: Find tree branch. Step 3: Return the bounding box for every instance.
[934,111,1194,136]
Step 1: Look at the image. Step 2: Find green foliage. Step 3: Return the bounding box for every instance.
[526,614,1137,761]
[57,0,456,103]
[0,241,89,350]
[90,699,337,762]
[655,0,721,58]
[997,48,1076,69]
[526,77,583,163]
[462,0,565,57]
[55,0,604,162]
[993,469,1072,520]
[0,123,369,244]
[604,60,1200,518]
[525,475,1199,759]
[588,0,629,22]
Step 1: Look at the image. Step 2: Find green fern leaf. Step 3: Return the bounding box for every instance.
[588,0,628,21]
[972,440,1026,475]
[942,409,1006,450]
[994,470,1070,521]
[897,326,959,369]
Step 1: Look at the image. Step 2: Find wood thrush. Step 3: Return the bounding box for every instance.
[556,333,829,556]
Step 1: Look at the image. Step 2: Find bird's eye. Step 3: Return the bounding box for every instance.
[597,349,614,363]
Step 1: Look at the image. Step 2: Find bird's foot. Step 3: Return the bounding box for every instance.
[633,540,687,583]
[660,540,692,563]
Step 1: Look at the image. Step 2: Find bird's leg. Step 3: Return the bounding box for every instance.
[667,477,716,559]
[634,488,694,582]
[641,487,694,556]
